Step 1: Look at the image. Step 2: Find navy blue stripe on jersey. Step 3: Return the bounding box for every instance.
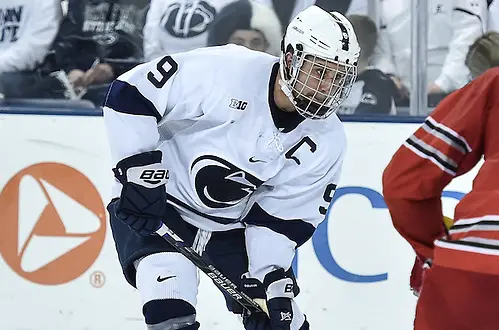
[244,203,315,247]
[166,193,240,225]
[104,80,162,122]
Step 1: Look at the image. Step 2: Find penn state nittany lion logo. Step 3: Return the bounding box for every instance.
[190,155,264,209]
[161,1,216,38]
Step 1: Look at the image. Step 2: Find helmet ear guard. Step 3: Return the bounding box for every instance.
[281,42,294,81]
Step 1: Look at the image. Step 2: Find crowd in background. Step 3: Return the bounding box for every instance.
[0,0,498,115]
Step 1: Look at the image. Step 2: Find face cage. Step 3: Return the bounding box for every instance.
[284,53,357,120]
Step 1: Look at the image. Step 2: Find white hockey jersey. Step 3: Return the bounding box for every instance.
[103,45,346,279]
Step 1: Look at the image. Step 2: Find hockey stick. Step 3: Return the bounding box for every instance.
[155,223,263,315]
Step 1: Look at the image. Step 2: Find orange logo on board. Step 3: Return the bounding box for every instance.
[0,163,106,285]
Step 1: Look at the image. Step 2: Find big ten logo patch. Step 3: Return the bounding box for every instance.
[0,163,106,285]
[229,98,248,111]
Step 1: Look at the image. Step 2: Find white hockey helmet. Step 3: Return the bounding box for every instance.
[279,6,360,119]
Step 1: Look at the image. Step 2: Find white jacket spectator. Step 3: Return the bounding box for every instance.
[371,0,487,94]
[143,0,237,60]
[489,0,499,31]
[0,0,62,73]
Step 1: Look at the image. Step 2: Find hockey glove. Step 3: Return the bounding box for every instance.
[410,255,432,297]
[112,150,169,236]
[410,216,454,296]
[242,268,309,330]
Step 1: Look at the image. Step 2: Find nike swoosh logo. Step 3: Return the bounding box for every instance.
[157,275,176,282]
[249,156,266,163]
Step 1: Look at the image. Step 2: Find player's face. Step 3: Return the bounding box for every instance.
[294,55,347,104]
[228,30,269,53]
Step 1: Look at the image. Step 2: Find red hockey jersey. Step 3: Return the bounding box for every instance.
[383,67,499,275]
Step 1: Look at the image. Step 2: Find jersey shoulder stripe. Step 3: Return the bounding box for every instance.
[423,116,472,154]
[104,80,162,121]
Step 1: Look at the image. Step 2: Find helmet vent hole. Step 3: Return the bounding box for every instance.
[309,36,330,50]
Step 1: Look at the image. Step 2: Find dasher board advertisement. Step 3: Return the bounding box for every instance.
[0,115,478,330]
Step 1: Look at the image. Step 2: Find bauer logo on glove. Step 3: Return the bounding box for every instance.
[128,165,169,188]
[112,151,169,236]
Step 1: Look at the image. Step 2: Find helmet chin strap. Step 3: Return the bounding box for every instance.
[278,54,299,106]
[278,78,294,100]
[277,64,299,109]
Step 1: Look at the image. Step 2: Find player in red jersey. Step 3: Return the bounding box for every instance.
[383,67,499,330]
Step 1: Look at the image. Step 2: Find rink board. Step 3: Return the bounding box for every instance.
[0,114,479,330]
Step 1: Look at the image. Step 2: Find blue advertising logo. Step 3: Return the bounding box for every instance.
[292,187,464,282]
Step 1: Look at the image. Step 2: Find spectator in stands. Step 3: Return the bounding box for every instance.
[488,0,498,32]
[465,31,499,79]
[0,0,62,98]
[143,0,238,60]
[206,0,282,55]
[52,0,150,104]
[340,15,398,115]
[371,0,487,105]
[253,0,368,29]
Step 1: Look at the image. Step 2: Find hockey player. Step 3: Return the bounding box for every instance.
[103,6,360,330]
[383,68,499,329]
